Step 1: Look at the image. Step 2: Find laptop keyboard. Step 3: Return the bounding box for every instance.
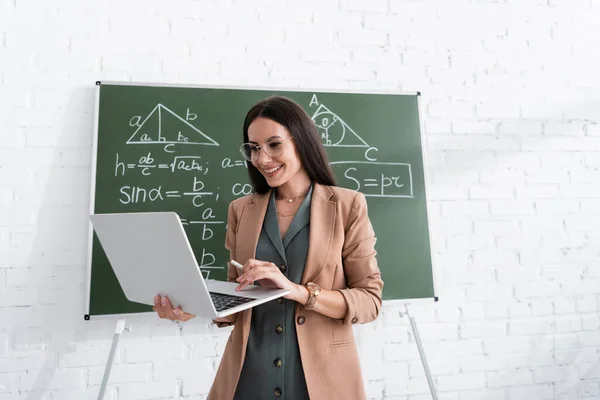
[209,292,256,312]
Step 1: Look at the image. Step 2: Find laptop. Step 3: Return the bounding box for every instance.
[89,211,289,318]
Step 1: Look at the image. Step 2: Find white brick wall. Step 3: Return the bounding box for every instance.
[1,0,599,399]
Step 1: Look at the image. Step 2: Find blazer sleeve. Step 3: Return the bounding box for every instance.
[338,192,384,325]
[212,201,242,328]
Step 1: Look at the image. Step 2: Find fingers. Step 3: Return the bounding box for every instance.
[154,295,167,319]
[236,265,264,286]
[153,296,196,322]
[153,295,173,319]
[236,277,256,291]
[242,259,272,272]
[161,296,180,320]
[234,260,280,291]
[236,265,276,291]
[236,269,258,290]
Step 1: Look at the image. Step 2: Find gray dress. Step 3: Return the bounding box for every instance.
[234,186,313,400]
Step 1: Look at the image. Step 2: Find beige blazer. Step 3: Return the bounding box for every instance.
[208,183,384,400]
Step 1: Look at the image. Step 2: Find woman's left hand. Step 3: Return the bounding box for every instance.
[235,259,296,298]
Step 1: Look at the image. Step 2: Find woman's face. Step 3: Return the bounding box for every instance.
[247,117,305,188]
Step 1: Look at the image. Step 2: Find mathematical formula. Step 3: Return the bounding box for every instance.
[330,161,413,198]
[108,97,417,279]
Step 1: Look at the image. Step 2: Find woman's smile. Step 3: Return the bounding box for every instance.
[261,165,283,175]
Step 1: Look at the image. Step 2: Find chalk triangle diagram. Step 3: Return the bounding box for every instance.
[310,104,369,147]
[126,104,218,146]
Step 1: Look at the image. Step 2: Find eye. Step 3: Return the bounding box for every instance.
[250,145,260,152]
[268,141,283,149]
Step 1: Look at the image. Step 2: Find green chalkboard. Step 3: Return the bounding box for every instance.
[85,82,435,318]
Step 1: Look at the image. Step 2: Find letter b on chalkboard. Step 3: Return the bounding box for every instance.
[202,224,213,241]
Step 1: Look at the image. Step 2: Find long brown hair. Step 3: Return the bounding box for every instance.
[242,96,336,194]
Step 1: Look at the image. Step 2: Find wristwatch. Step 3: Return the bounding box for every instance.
[304,282,321,310]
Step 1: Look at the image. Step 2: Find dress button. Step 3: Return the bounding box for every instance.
[351,317,358,324]
[297,316,305,325]
[274,358,283,367]
[277,298,284,304]
[274,387,282,397]
[275,324,284,334]
[279,264,287,273]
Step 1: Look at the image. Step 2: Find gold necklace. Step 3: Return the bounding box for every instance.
[277,192,307,203]
[276,210,296,217]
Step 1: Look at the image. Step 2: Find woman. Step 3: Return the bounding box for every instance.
[154,96,383,400]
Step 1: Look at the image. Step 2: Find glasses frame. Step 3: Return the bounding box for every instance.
[239,136,294,162]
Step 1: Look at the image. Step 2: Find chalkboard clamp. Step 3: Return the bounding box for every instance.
[96,81,101,85]
[434,296,439,302]
[84,314,90,321]
[417,91,421,96]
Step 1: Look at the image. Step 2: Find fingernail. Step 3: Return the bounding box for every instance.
[154,296,159,304]
[173,309,180,316]
[161,297,167,305]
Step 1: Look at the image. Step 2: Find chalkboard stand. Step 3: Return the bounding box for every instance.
[401,305,438,399]
[97,319,127,400]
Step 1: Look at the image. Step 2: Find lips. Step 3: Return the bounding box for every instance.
[262,165,282,174]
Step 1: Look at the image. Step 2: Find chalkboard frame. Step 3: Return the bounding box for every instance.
[84,81,438,320]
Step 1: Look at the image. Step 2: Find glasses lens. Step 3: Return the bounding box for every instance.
[265,140,284,158]
[240,144,257,161]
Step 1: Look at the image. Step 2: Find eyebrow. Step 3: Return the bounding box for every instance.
[248,135,282,144]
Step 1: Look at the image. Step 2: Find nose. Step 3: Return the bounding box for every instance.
[256,147,272,164]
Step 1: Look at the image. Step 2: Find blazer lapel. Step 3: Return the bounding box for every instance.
[301,183,336,285]
[236,190,271,263]
[234,191,270,361]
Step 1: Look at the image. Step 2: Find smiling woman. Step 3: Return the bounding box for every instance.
[154,96,384,400]
[213,96,383,400]
[241,96,336,196]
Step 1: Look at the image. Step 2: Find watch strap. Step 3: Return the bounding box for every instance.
[304,282,320,310]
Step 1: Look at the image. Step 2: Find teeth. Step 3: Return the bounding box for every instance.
[264,166,282,173]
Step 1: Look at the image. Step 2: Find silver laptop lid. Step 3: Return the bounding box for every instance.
[89,211,218,318]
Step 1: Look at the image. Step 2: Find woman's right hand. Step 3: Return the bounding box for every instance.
[153,295,196,322]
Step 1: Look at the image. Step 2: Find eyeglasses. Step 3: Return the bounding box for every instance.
[239,136,293,162]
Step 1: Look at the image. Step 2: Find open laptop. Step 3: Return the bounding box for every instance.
[89,211,289,318]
